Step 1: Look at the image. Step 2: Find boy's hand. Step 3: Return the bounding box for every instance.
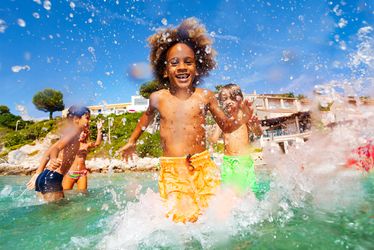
[240,99,254,123]
[97,120,103,130]
[118,142,136,162]
[49,158,62,170]
[26,173,39,190]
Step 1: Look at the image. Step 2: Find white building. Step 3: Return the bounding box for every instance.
[243,92,311,154]
[62,95,149,117]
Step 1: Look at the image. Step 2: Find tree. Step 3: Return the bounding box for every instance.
[139,80,165,99]
[0,105,10,115]
[214,85,224,93]
[32,88,64,120]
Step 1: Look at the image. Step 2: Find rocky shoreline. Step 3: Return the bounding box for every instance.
[0,133,161,176]
[0,158,160,176]
[0,133,265,176]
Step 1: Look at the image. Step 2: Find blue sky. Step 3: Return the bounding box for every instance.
[0,0,373,119]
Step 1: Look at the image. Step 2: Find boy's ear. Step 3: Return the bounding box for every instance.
[163,70,168,78]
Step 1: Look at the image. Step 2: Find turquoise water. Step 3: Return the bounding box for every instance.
[0,172,373,249]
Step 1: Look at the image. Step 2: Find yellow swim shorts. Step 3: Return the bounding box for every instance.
[159,150,220,223]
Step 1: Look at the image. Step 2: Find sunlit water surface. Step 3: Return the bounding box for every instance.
[0,171,373,249]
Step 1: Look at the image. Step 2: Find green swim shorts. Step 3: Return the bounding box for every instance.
[221,155,270,199]
[221,155,256,193]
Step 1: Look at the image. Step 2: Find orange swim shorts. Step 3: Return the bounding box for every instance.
[159,150,220,223]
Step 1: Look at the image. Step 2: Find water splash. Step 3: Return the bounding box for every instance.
[11,65,30,73]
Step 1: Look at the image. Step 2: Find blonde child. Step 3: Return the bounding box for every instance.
[210,84,263,195]
[118,18,253,223]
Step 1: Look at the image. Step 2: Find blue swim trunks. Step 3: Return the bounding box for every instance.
[35,169,64,194]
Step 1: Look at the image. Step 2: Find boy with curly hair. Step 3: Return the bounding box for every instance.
[119,18,253,223]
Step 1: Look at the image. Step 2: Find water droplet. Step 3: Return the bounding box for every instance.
[69,1,76,9]
[32,13,40,19]
[17,19,26,27]
[0,19,7,33]
[43,0,52,11]
[161,18,167,26]
[11,65,31,73]
[97,80,104,88]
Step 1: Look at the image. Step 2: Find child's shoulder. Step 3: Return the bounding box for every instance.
[150,89,170,99]
[195,88,215,101]
[195,87,213,96]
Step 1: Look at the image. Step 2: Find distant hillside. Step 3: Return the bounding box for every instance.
[0,112,162,159]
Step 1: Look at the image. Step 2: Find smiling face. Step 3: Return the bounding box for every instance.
[165,43,197,90]
[219,88,243,116]
[79,129,89,142]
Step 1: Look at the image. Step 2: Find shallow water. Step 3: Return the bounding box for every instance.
[0,172,373,249]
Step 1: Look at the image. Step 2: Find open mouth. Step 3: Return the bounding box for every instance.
[175,73,190,80]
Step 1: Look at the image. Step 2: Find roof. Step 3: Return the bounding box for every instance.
[261,111,311,126]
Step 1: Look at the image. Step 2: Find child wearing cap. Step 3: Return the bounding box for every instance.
[26,105,91,202]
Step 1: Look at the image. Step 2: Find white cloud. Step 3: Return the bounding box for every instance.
[15,104,32,120]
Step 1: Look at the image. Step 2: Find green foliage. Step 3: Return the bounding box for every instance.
[139,80,165,99]
[0,110,31,130]
[0,112,163,158]
[88,113,162,158]
[297,94,307,100]
[137,131,162,157]
[212,142,224,153]
[319,102,334,111]
[32,88,65,119]
[3,119,57,150]
[214,85,224,93]
[0,105,10,115]
[278,92,295,98]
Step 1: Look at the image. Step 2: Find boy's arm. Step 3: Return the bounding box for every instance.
[26,146,53,189]
[118,93,157,161]
[208,124,222,144]
[89,120,103,148]
[207,90,253,133]
[48,126,81,169]
[26,127,81,189]
[248,116,263,137]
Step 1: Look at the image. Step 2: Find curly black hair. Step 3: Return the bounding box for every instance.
[148,17,216,87]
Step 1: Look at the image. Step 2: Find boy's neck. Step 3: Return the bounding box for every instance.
[169,85,195,99]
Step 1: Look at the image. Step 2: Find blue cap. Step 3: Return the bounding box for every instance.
[67,105,90,118]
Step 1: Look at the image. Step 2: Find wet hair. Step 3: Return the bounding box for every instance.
[218,83,244,105]
[67,105,90,119]
[148,17,216,87]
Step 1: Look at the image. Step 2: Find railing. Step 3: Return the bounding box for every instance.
[263,128,310,138]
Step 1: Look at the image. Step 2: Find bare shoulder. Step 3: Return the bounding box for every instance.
[149,89,169,108]
[195,88,214,101]
[150,89,169,100]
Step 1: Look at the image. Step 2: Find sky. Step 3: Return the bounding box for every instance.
[0,0,373,119]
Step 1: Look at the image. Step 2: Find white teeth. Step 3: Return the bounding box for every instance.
[176,74,189,79]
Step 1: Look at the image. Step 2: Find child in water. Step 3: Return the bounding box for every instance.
[210,84,264,196]
[26,106,91,202]
[118,18,254,223]
[62,120,103,192]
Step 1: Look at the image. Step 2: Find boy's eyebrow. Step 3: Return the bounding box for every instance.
[167,56,195,63]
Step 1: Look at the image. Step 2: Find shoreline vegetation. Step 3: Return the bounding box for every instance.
[0,111,238,176]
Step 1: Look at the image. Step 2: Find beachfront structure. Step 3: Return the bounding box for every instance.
[244,92,311,153]
[62,95,149,117]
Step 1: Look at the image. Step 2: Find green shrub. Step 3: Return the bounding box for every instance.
[3,119,57,149]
